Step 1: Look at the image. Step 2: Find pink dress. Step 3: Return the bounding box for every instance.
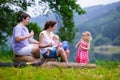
[76,41,89,64]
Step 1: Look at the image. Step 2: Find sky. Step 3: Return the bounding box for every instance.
[77,0,120,8]
[27,0,120,17]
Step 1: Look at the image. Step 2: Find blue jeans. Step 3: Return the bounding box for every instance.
[42,47,58,58]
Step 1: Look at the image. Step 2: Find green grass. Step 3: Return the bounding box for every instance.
[0,65,120,80]
[0,50,120,80]
[0,50,13,62]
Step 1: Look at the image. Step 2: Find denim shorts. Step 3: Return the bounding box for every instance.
[42,47,57,58]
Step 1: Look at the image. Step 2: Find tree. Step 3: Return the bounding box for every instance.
[112,35,120,46]
[0,0,35,48]
[27,22,42,41]
[41,0,85,42]
[0,0,85,49]
[93,35,111,46]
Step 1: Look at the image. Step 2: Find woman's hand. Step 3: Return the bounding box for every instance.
[29,30,34,37]
[15,30,34,42]
[48,43,52,47]
[58,42,62,47]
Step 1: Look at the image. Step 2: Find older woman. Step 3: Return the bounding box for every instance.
[12,13,40,62]
[39,20,69,62]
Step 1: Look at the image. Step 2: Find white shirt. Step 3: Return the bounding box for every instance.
[39,30,54,54]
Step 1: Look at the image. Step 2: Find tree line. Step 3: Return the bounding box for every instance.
[0,0,85,50]
[76,6,120,46]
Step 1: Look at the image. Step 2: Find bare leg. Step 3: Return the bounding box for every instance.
[32,44,40,58]
[65,49,70,59]
[46,50,50,56]
[57,47,68,62]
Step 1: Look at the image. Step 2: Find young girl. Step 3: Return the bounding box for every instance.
[75,31,92,64]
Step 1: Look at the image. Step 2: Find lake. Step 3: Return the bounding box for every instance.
[68,45,120,63]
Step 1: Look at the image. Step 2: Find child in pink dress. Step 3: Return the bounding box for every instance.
[75,31,92,64]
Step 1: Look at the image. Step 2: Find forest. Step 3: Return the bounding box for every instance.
[74,2,120,46]
[31,2,120,46]
[0,0,85,50]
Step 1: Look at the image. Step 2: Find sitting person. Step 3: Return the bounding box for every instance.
[12,13,40,62]
[46,34,62,57]
[39,20,70,62]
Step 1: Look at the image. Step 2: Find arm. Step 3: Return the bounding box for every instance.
[28,30,39,44]
[39,33,52,48]
[80,43,90,50]
[56,41,62,47]
[75,41,80,48]
[29,38,39,44]
[15,30,34,42]
[15,34,32,42]
[58,42,62,46]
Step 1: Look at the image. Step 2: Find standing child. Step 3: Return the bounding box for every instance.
[75,31,92,64]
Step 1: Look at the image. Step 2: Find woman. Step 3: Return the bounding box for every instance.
[12,13,40,62]
[39,20,68,62]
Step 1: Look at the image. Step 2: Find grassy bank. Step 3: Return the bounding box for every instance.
[0,50,120,80]
[0,63,120,80]
[0,50,13,62]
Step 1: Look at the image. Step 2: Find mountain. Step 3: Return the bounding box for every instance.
[31,1,120,43]
[74,1,120,41]
[74,2,120,27]
[31,13,56,29]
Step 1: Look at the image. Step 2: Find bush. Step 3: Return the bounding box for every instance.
[0,50,13,62]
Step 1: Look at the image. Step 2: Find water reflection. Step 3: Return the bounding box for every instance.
[68,44,120,63]
[68,51,120,63]
[89,51,120,63]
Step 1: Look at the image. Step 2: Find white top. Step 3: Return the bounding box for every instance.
[39,30,54,54]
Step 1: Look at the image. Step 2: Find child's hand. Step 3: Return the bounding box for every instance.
[53,43,59,47]
[48,43,52,47]
[58,42,62,47]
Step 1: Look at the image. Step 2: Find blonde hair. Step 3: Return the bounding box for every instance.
[53,34,59,40]
[82,31,92,42]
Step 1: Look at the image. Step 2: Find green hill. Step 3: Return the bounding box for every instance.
[74,2,120,45]
[31,2,120,45]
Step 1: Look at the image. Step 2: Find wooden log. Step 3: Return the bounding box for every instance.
[0,61,43,67]
[13,54,41,62]
[0,62,27,67]
[41,62,96,68]
[0,61,96,68]
[41,58,58,62]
